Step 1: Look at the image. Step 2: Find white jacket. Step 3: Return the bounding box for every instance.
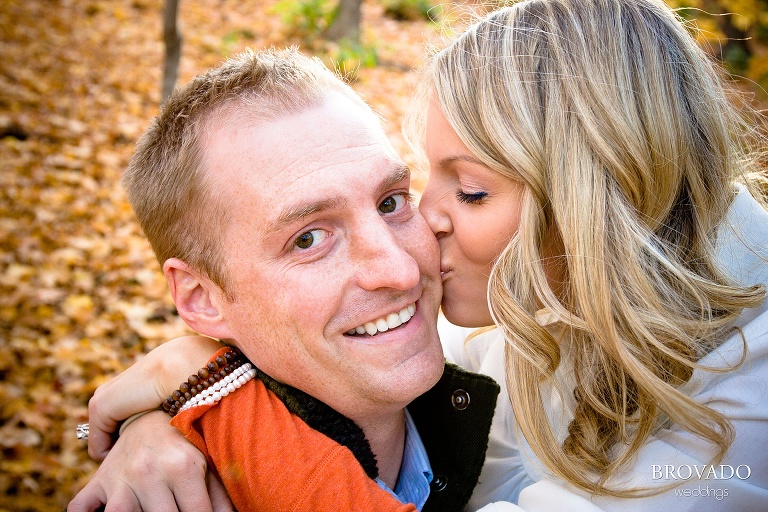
[445,184,768,512]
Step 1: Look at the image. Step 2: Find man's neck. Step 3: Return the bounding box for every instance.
[249,366,409,485]
[357,409,406,489]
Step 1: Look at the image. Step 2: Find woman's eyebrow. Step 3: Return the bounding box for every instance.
[439,154,486,168]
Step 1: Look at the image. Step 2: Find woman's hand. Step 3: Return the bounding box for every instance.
[68,410,234,512]
[86,335,224,460]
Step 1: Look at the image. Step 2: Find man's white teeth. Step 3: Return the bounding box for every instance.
[347,304,416,336]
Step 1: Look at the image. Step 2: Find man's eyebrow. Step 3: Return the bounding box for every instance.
[382,163,410,190]
[273,164,411,230]
[274,197,347,230]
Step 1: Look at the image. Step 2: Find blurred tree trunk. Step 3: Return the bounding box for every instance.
[162,0,182,103]
[325,0,361,42]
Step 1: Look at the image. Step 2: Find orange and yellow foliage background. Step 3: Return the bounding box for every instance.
[1,1,766,510]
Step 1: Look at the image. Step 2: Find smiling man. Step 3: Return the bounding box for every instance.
[70,48,499,512]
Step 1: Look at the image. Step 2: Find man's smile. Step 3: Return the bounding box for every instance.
[346,303,417,337]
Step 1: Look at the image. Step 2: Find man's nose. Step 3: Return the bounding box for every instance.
[353,217,421,292]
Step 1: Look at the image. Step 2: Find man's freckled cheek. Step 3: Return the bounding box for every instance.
[397,222,436,267]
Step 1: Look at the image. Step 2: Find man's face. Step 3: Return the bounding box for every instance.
[203,92,444,422]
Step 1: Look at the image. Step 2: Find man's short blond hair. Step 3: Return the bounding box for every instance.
[123,48,364,293]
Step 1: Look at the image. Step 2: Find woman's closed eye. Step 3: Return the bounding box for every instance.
[456,190,488,204]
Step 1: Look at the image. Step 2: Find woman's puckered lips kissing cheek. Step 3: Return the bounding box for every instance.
[419,99,525,328]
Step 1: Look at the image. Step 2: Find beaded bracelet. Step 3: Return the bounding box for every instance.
[162,347,254,417]
[176,361,256,415]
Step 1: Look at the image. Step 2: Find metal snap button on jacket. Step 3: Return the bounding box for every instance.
[451,389,470,410]
[431,474,448,492]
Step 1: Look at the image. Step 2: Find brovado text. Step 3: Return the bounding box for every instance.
[652,464,752,481]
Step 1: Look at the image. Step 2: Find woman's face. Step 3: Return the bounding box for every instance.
[419,100,525,327]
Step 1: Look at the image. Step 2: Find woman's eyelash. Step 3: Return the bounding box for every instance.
[456,191,488,204]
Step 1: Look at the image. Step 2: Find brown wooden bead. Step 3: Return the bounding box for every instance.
[162,348,247,418]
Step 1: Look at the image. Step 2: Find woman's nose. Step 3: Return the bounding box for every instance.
[418,185,452,240]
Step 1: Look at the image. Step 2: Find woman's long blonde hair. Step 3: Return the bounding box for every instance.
[407,0,767,497]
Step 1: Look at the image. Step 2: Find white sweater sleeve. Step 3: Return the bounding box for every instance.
[474,480,607,512]
[586,309,768,512]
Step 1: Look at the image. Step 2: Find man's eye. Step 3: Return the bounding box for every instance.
[294,229,327,250]
[378,193,409,214]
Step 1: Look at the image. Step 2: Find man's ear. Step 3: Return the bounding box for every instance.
[163,258,235,341]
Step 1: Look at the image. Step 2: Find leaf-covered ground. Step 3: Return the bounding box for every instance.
[0,0,450,509]
[1,1,765,510]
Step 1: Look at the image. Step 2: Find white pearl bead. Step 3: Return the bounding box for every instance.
[172,359,257,416]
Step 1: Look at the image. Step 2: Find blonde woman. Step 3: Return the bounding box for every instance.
[413,0,768,509]
[71,0,768,510]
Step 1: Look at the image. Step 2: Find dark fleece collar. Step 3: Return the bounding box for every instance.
[252,367,380,479]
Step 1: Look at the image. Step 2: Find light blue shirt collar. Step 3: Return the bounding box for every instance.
[375,409,433,510]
